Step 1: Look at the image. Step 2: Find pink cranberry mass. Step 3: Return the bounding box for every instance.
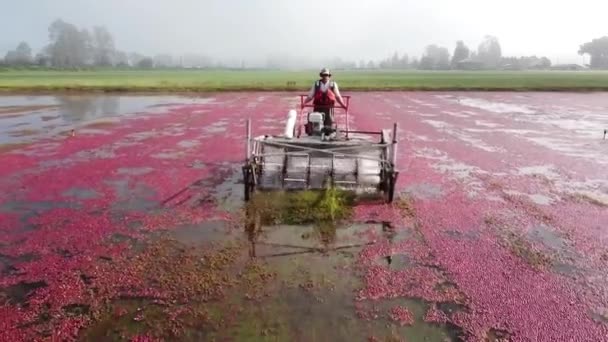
[1,92,608,341]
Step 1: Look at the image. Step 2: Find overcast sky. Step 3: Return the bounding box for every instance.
[2,0,606,65]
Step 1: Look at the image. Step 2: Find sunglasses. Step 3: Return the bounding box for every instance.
[321,73,331,77]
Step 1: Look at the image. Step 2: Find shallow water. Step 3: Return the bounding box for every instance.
[0,94,215,144]
[2,92,608,341]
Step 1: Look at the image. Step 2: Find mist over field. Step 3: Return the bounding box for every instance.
[3,2,608,342]
[2,0,607,68]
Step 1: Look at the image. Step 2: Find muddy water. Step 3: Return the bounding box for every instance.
[2,92,608,341]
[244,223,460,341]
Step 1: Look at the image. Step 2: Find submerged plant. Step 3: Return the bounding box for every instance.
[245,187,354,226]
[319,185,344,221]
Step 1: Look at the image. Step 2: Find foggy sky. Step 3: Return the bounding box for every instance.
[2,0,606,65]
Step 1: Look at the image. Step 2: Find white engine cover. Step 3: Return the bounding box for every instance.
[283,109,297,138]
[308,112,324,123]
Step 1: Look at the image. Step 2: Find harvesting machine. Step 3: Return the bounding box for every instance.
[242,95,399,203]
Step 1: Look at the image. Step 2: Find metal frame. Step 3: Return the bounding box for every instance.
[242,95,399,203]
[297,94,351,139]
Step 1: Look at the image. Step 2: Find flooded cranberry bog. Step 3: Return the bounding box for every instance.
[1,92,608,341]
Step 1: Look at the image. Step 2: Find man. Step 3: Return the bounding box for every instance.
[303,68,347,129]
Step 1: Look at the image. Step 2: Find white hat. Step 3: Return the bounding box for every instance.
[320,68,331,76]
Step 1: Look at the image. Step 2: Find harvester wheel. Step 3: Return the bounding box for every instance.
[243,166,255,202]
[386,172,396,203]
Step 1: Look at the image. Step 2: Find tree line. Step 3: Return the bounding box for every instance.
[368,36,552,71]
[1,19,214,69]
[2,19,608,70]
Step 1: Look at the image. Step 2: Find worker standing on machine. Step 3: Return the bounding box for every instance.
[303,68,347,133]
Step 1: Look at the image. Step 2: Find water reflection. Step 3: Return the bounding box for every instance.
[240,204,461,342]
[243,204,394,259]
[55,96,119,124]
[383,221,397,266]
[244,206,340,258]
[0,94,215,145]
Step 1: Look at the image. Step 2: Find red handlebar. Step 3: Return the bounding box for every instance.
[299,95,350,111]
[296,95,351,139]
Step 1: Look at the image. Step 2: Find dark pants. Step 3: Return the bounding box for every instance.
[314,105,334,128]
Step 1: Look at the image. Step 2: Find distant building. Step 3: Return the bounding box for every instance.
[501,63,521,70]
[455,58,484,70]
[550,64,585,71]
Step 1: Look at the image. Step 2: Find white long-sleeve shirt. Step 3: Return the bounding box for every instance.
[307,80,342,98]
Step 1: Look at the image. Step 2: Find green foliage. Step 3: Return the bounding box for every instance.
[478,35,502,69]
[318,186,345,221]
[451,41,470,67]
[578,36,608,69]
[246,188,355,226]
[419,45,451,70]
[2,69,608,91]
